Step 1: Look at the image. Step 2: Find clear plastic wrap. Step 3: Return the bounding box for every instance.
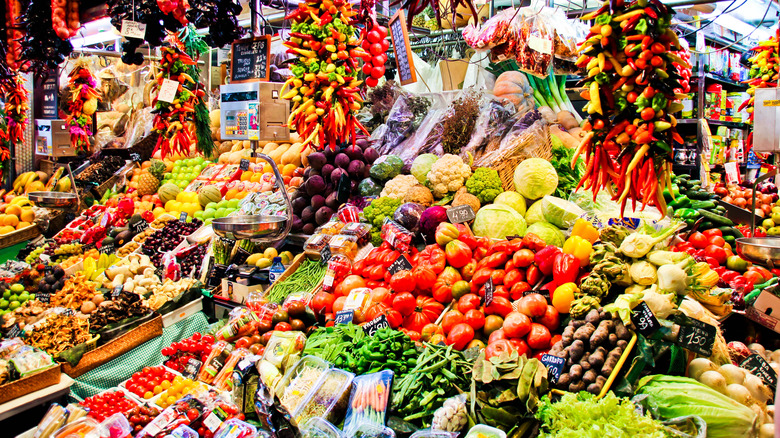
[275,356,331,413]
[373,94,433,155]
[198,341,235,385]
[300,417,343,438]
[515,10,553,78]
[212,419,258,438]
[343,371,393,436]
[34,404,70,438]
[550,8,588,74]
[473,109,548,168]
[463,8,518,50]
[293,368,354,425]
[52,418,101,438]
[460,97,518,164]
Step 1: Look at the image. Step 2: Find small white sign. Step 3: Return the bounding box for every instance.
[120,20,147,39]
[724,161,740,184]
[528,35,553,55]
[203,412,223,432]
[157,79,179,103]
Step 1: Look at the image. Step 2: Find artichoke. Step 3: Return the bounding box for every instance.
[590,242,619,264]
[594,255,632,286]
[580,272,611,299]
[570,296,601,318]
[600,225,630,247]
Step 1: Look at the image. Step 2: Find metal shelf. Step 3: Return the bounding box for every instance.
[691,73,749,91]
[675,119,751,130]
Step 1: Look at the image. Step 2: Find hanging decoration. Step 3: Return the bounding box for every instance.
[185,0,243,48]
[739,30,779,149]
[150,36,205,159]
[50,0,80,40]
[179,25,214,158]
[572,0,690,215]
[17,0,72,78]
[4,0,22,71]
[106,0,187,63]
[65,61,101,153]
[4,73,28,148]
[282,0,371,150]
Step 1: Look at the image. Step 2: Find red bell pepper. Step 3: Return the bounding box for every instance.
[534,245,561,276]
[552,253,579,286]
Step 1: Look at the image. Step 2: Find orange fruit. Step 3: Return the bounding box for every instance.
[20,209,34,223]
[240,171,254,182]
[224,189,238,200]
[282,164,297,177]
[16,221,30,230]
[3,215,18,227]
[0,225,14,235]
[5,205,21,217]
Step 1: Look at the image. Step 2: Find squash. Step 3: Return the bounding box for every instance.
[493,71,535,113]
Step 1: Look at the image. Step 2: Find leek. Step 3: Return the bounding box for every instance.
[523,73,583,123]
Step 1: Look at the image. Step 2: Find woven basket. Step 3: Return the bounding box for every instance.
[0,224,41,250]
[476,123,553,191]
[62,315,162,378]
[0,364,61,404]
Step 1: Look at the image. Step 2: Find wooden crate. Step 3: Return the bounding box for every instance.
[0,224,41,250]
[62,315,163,378]
[0,364,61,405]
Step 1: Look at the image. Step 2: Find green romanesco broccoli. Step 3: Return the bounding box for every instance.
[363,197,403,245]
[465,168,502,203]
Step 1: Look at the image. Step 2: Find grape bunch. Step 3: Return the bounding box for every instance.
[54,243,83,256]
[25,246,45,265]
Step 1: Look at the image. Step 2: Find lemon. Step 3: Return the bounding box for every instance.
[263,247,279,259]
[256,257,271,268]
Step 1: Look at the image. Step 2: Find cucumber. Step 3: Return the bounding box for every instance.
[690,200,716,210]
[698,220,716,230]
[685,179,702,188]
[719,226,744,238]
[689,184,701,191]
[697,209,734,226]
[724,235,736,246]
[714,206,727,214]
[688,191,712,200]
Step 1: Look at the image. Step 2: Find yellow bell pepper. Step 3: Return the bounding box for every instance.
[563,236,593,268]
[571,219,599,244]
[552,282,579,314]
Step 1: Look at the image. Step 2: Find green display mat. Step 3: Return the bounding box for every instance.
[0,242,26,264]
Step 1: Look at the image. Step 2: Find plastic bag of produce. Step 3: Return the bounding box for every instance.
[394,92,459,163]
[548,7,587,74]
[431,393,468,433]
[461,96,517,164]
[474,109,547,168]
[374,94,433,155]
[514,8,553,78]
[463,7,518,50]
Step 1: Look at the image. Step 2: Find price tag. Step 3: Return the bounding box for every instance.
[363,314,390,336]
[180,212,188,222]
[335,309,354,325]
[528,35,553,54]
[130,218,148,234]
[157,79,179,103]
[336,173,351,204]
[388,254,413,275]
[112,284,123,298]
[129,153,141,162]
[484,277,494,307]
[239,159,250,171]
[677,318,717,357]
[541,354,565,384]
[203,411,223,432]
[120,20,147,39]
[446,205,475,224]
[100,242,115,254]
[6,323,21,339]
[506,235,522,241]
[631,301,660,336]
[741,354,778,391]
[320,245,331,266]
[182,358,202,380]
[36,291,50,303]
[724,161,740,185]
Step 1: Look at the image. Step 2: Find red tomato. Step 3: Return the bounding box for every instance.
[275,322,292,331]
[537,305,560,331]
[390,270,415,293]
[527,323,552,350]
[464,309,485,330]
[186,408,199,421]
[512,249,535,268]
[235,337,251,350]
[488,328,506,344]
[702,229,723,238]
[447,323,475,350]
[704,245,727,265]
[509,281,531,300]
[484,296,513,317]
[502,312,532,338]
[421,323,439,341]
[445,240,472,268]
[366,30,382,43]
[458,294,481,313]
[749,265,773,282]
[485,339,513,359]
[393,292,416,316]
[708,235,726,248]
[688,232,708,249]
[508,338,530,357]
[441,310,464,335]
[310,291,335,315]
[516,293,548,318]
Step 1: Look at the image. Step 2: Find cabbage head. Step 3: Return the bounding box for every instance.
[514,158,558,200]
[526,222,565,247]
[494,191,527,216]
[473,204,527,239]
[411,154,439,185]
[525,200,545,225]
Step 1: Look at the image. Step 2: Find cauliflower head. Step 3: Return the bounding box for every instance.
[380,174,419,199]
[427,154,472,198]
[465,168,502,203]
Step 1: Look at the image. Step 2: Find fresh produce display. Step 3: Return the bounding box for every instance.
[124,365,178,400]
[80,389,139,421]
[64,61,101,153]
[740,29,779,125]
[3,73,28,150]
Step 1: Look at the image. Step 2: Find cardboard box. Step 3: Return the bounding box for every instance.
[35,120,77,157]
[746,290,780,334]
[219,279,264,305]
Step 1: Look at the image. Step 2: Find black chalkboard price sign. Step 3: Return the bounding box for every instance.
[388,254,413,275]
[230,36,271,83]
[631,301,660,336]
[389,10,417,86]
[741,354,778,391]
[677,318,717,357]
[447,205,475,224]
[541,354,566,384]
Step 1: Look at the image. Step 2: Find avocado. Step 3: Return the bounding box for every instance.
[102,236,115,247]
[128,214,143,225]
[115,230,132,245]
[110,226,128,238]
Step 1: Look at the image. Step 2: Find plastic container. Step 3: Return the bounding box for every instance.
[99,413,132,438]
[299,417,344,438]
[409,430,458,438]
[261,331,307,369]
[276,355,331,413]
[199,341,235,385]
[350,423,396,438]
[304,234,332,256]
[340,223,372,246]
[465,425,507,438]
[381,219,412,253]
[33,404,70,438]
[328,235,359,260]
[52,417,101,438]
[293,368,355,425]
[315,220,345,236]
[163,425,199,438]
[269,257,285,285]
[343,370,394,436]
[11,350,54,376]
[212,348,251,391]
[212,419,258,438]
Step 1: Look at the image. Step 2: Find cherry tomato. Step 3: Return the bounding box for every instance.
[186,408,200,421]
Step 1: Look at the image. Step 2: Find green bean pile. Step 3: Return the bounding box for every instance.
[266,258,326,303]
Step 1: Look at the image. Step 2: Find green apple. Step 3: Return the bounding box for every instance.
[205,202,218,210]
[17,292,29,302]
[217,200,228,209]
[0,299,8,309]
[8,301,20,310]
[8,294,18,302]
[2,290,10,300]
[10,283,24,293]
[203,208,216,219]
[194,211,204,220]
[772,213,780,225]
[227,199,240,209]
[215,208,227,218]
[204,218,213,226]
[768,226,780,236]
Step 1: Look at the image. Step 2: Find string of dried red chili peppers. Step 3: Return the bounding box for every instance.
[64,61,100,153]
[573,0,690,216]
[151,41,202,159]
[4,0,22,70]
[281,0,371,150]
[3,73,28,149]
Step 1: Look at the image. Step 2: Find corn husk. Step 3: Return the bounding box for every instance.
[636,375,759,438]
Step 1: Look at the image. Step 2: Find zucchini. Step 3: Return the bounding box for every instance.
[685,179,702,187]
[697,209,734,226]
[714,206,727,214]
[718,226,745,238]
[690,200,716,210]
[689,184,701,191]
[688,191,712,200]
[698,220,716,230]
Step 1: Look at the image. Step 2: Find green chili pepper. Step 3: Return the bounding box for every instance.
[595,14,611,25]
[652,94,668,112]
[636,18,649,34]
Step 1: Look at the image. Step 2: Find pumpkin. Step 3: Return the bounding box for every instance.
[493,71,535,113]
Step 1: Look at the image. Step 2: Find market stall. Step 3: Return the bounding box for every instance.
[0,0,778,436]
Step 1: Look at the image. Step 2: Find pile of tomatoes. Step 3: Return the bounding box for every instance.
[80,390,139,422]
[361,22,389,87]
[124,365,178,400]
[161,332,215,373]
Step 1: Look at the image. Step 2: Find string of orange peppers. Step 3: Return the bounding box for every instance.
[151,42,202,159]
[65,62,101,153]
[281,0,371,150]
[3,73,27,152]
[739,29,779,144]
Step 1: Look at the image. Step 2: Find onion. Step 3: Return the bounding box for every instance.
[700,370,728,394]
[760,423,774,438]
[688,357,719,381]
[744,374,773,404]
[770,363,780,377]
[751,404,768,426]
[767,405,774,420]
[726,383,753,405]
[719,364,747,385]
[749,343,768,359]
[770,350,780,365]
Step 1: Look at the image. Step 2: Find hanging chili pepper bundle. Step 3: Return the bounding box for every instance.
[64,61,101,153]
[18,0,72,78]
[3,74,28,148]
[4,0,23,70]
[151,39,203,159]
[178,25,215,158]
[739,29,779,123]
[281,0,371,150]
[572,0,690,215]
[391,0,477,31]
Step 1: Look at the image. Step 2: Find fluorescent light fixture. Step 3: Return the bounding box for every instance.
[70,17,120,49]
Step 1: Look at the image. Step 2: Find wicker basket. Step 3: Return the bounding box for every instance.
[62,315,162,378]
[0,364,61,404]
[476,123,553,192]
[0,224,41,250]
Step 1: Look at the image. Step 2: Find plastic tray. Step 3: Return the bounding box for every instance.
[299,417,344,438]
[293,368,354,425]
[276,356,331,414]
[147,377,210,410]
[465,425,506,438]
[118,366,181,404]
